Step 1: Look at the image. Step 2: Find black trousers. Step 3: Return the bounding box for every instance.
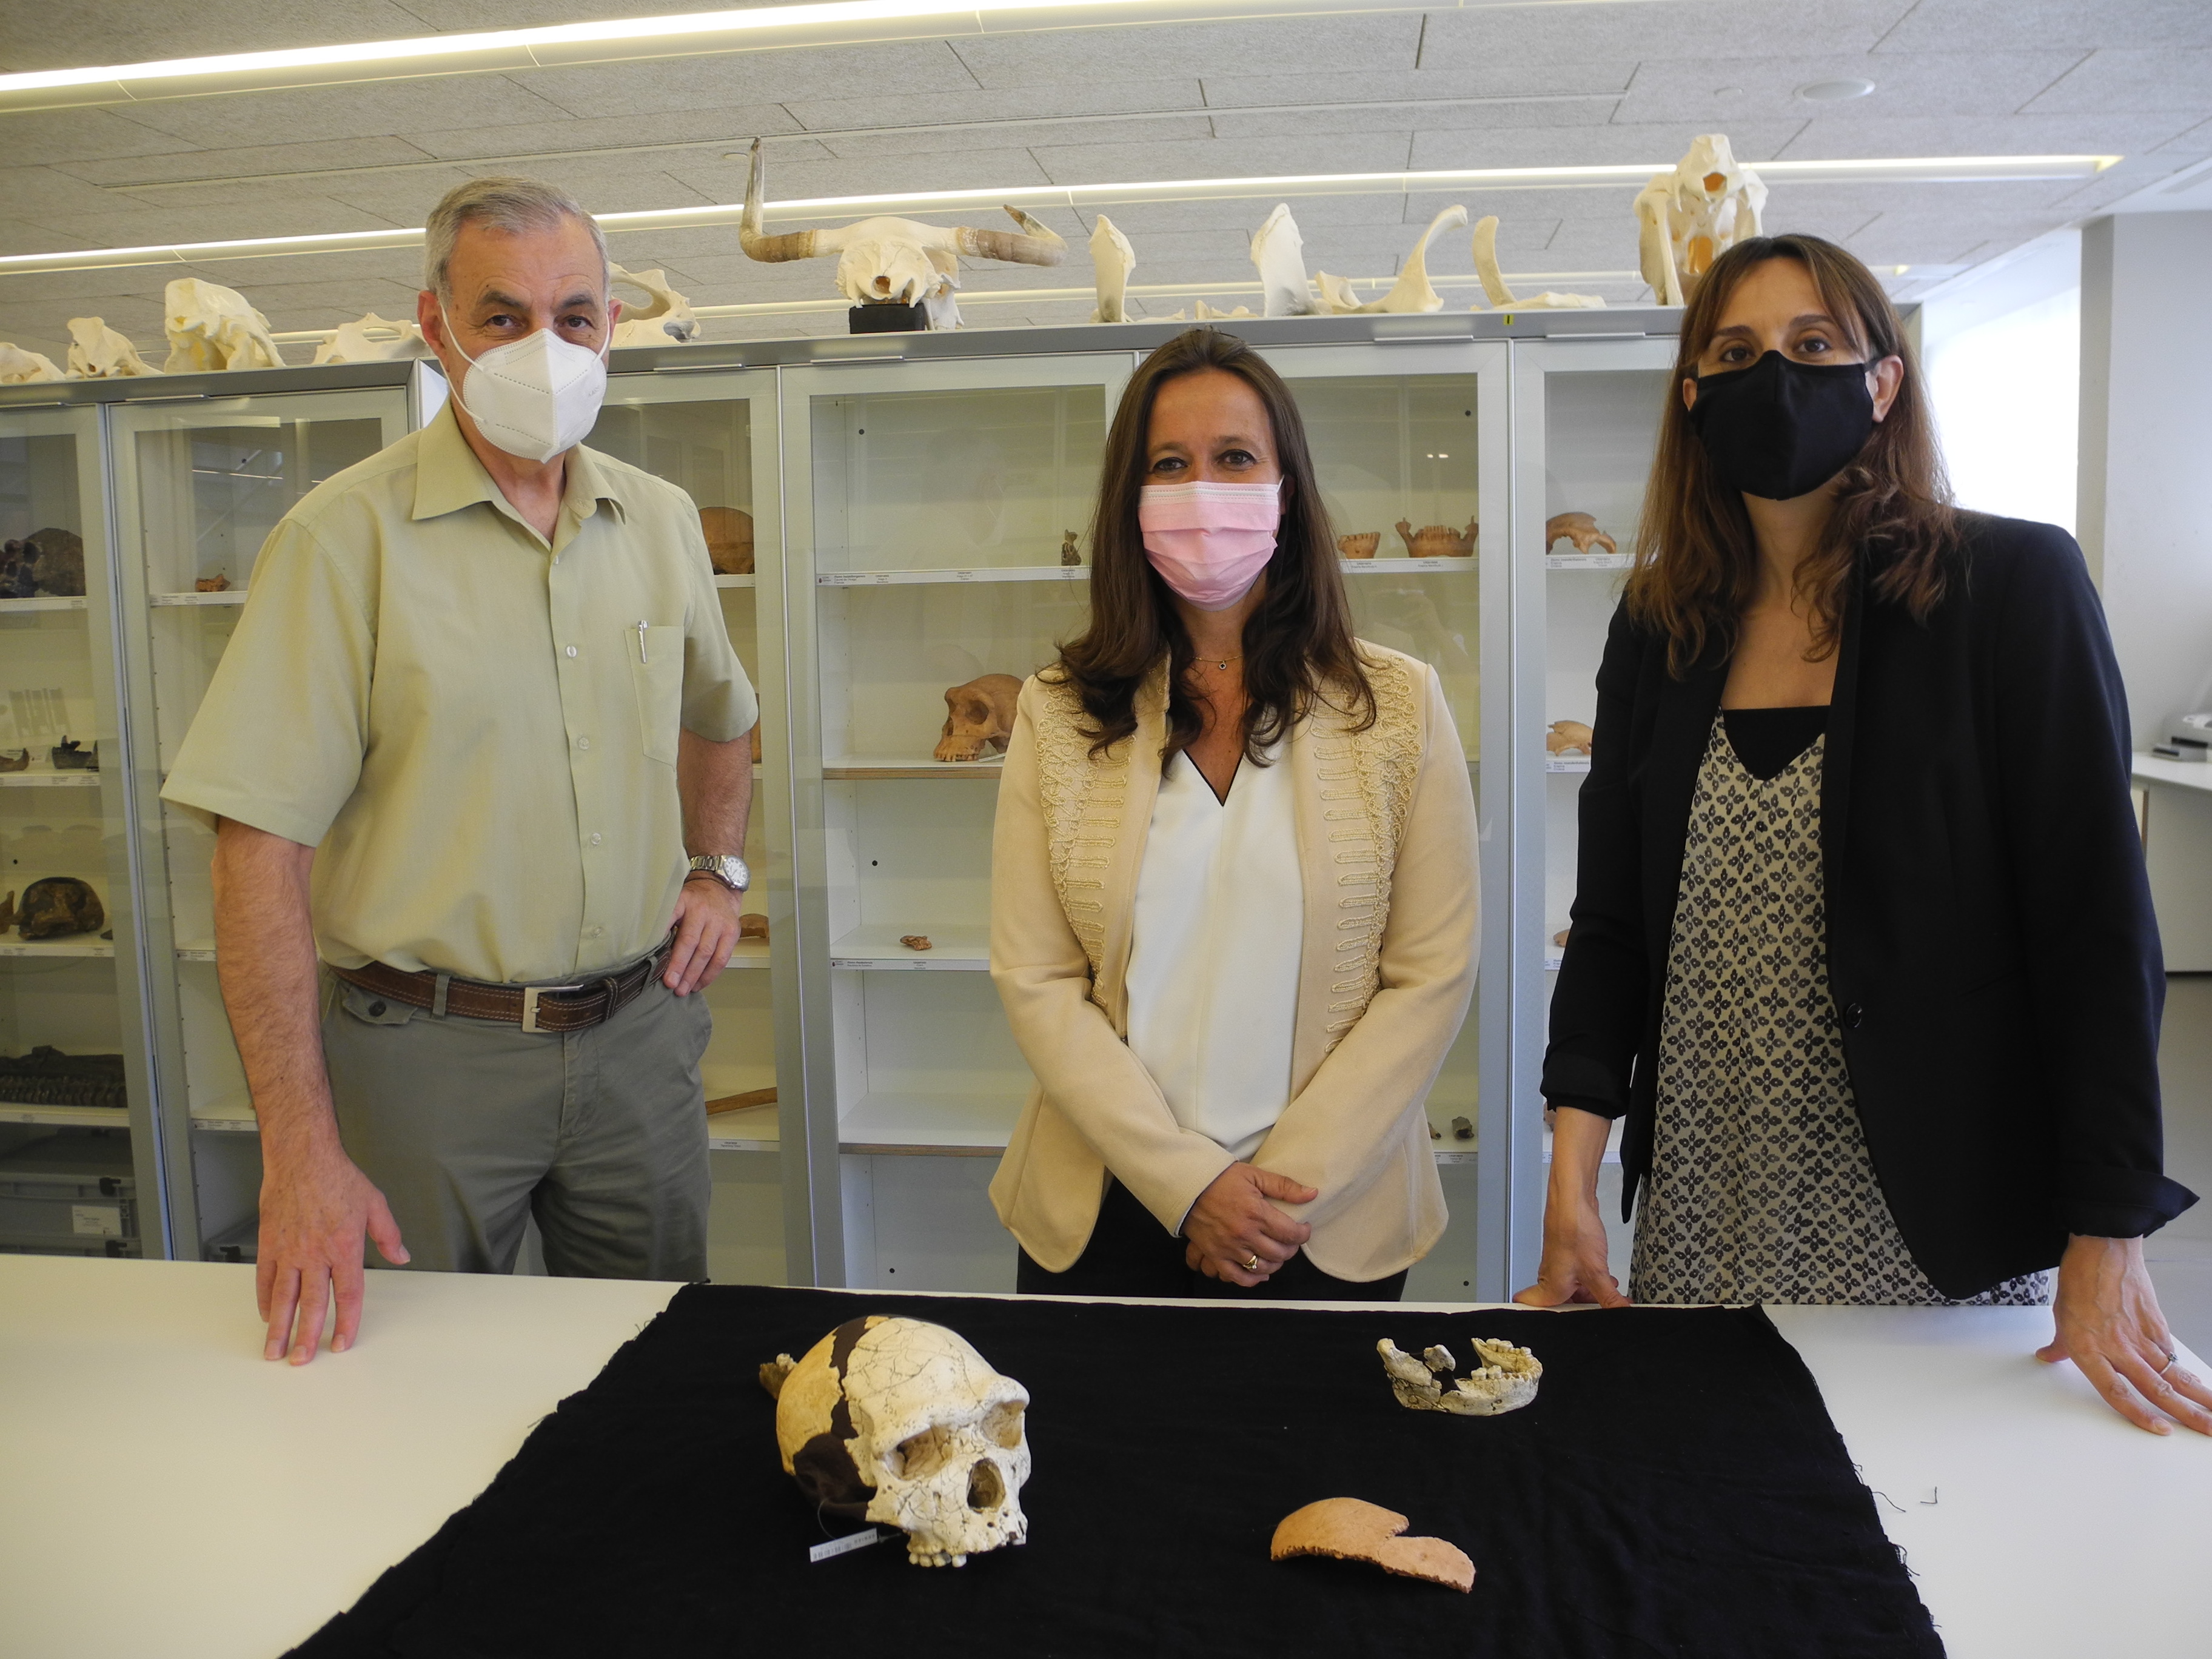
[1015,1178,1407,1302]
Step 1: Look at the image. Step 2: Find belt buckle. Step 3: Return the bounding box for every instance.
[521,983,583,1034]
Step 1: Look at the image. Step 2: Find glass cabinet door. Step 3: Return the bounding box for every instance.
[111,388,409,1259]
[1259,340,1511,1298]
[586,367,788,1287]
[782,354,1125,1289]
[1511,336,1676,1287]
[0,403,163,1258]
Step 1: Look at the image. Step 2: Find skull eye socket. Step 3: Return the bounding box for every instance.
[983,1401,1025,1450]
[886,1423,953,1481]
[967,1458,1005,1513]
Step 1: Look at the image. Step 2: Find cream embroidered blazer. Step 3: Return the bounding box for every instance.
[987,642,1480,1281]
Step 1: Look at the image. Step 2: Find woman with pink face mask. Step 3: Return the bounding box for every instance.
[988,329,1480,1299]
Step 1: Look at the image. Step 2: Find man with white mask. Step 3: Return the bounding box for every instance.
[164,178,758,1365]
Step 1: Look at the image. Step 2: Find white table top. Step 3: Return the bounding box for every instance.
[1,1256,2207,1658]
[2134,752,2212,793]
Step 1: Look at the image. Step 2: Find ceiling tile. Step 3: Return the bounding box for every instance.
[102,76,576,149]
[0,0,430,74]
[1209,97,1609,140]
[662,146,1055,203]
[0,167,135,218]
[394,0,749,24]
[2025,49,2212,115]
[1082,197,1412,234]
[58,136,444,190]
[0,107,204,168]
[819,116,1217,160]
[19,199,406,248]
[510,43,981,121]
[454,162,722,216]
[1418,0,1918,69]
[950,16,1424,89]
[1770,110,2202,158]
[400,106,806,164]
[785,78,1204,132]
[1201,64,1639,107]
[1875,0,2212,53]
[1617,50,2086,124]
[1408,119,1809,170]
[1027,132,1416,186]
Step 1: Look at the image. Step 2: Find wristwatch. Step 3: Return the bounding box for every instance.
[686,853,749,893]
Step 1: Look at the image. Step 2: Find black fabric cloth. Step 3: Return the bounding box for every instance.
[1544,514,2197,1298]
[1722,705,1829,782]
[293,1285,1942,1659]
[1014,1176,1409,1301]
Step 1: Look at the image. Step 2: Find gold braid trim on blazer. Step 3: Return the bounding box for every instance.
[1321,652,1421,1048]
[1032,672,1129,984]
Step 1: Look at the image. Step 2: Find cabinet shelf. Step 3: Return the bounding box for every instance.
[1544,552,1632,571]
[706,1101,779,1153]
[0,939,113,959]
[712,574,755,589]
[818,565,1086,588]
[840,1091,1022,1155]
[825,756,1004,781]
[0,595,87,612]
[830,923,988,971]
[0,1102,130,1129]
[190,1094,256,1133]
[149,590,247,607]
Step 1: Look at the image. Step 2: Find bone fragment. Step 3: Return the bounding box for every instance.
[1376,1336,1541,1416]
[1090,215,1136,323]
[759,1353,796,1399]
[1271,1498,1473,1593]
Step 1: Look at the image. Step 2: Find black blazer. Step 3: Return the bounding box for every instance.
[1543,514,2197,1298]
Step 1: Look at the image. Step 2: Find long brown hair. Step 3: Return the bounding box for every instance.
[1626,233,1959,673]
[1051,327,1375,763]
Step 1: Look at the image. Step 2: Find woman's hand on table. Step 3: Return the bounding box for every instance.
[1182,1163,1317,1287]
[2039,1234,2212,1436]
[1515,1104,1631,1307]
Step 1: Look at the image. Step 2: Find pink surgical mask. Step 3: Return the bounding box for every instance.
[1138,480,1281,609]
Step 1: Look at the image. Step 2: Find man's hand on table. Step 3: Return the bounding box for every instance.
[1182,1163,1318,1287]
[2040,1234,2212,1436]
[665,874,744,995]
[258,1131,407,1365]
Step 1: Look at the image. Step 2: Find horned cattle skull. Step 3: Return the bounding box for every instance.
[163,279,284,373]
[765,1315,1031,1568]
[738,139,1065,330]
[65,317,159,378]
[0,343,65,384]
[934,673,1022,763]
[609,266,701,347]
[1636,134,1768,306]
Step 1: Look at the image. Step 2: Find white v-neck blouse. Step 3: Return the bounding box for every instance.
[1124,743,1305,1162]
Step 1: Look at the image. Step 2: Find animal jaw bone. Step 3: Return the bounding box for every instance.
[312,313,430,365]
[1090,215,1136,323]
[0,343,65,384]
[738,138,1065,330]
[1636,134,1767,306]
[65,317,160,378]
[1271,1498,1474,1593]
[609,266,701,347]
[1376,1336,1542,1415]
[1544,512,1618,556]
[163,278,284,372]
[1249,203,1319,317]
[1470,217,1607,310]
[1315,204,1470,315]
[1546,720,1594,757]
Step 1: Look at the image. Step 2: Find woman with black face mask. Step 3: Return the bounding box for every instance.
[1517,233,2210,1439]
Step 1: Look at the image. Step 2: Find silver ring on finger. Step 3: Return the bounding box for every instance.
[2160,1349,2178,1375]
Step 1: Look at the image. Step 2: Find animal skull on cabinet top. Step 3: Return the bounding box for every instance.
[737,139,1065,330]
[0,343,65,384]
[65,317,159,378]
[163,279,284,373]
[1635,134,1768,306]
[763,1315,1031,1568]
[1315,204,1469,316]
[312,313,430,365]
[609,266,700,347]
[934,674,1023,762]
[1090,215,1137,323]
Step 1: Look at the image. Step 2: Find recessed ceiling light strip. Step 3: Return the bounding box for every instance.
[0,156,2118,278]
[1,0,1540,112]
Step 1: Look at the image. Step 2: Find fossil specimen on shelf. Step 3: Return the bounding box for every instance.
[164,279,284,372]
[1061,531,1082,566]
[1249,203,1319,318]
[2,528,85,597]
[1090,215,1136,323]
[609,266,700,347]
[0,343,65,384]
[1470,217,1606,310]
[312,313,431,365]
[1395,518,1476,558]
[737,139,1065,331]
[1272,1498,1473,1593]
[699,506,754,576]
[1544,512,1619,557]
[18,876,104,939]
[1315,204,1470,315]
[900,934,933,952]
[1338,532,1380,559]
[1636,134,1768,306]
[1547,720,1594,757]
[934,673,1022,762]
[65,317,160,378]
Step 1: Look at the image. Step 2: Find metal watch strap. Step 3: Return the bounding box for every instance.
[686,853,749,891]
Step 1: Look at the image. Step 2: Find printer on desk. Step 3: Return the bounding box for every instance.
[2151,710,2212,762]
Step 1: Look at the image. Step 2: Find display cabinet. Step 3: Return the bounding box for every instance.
[1512,336,1677,1275]
[586,364,793,1287]
[111,381,412,1257]
[0,402,164,1257]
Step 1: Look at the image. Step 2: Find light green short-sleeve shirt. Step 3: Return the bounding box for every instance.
[163,404,758,985]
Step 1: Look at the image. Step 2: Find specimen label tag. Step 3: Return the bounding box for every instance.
[809,1528,886,1563]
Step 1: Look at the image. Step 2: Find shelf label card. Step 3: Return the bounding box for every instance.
[72,1204,123,1236]
[809,1527,886,1563]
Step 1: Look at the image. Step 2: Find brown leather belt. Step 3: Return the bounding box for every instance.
[332,940,672,1034]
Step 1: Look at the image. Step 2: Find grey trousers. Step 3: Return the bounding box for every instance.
[323,966,713,1279]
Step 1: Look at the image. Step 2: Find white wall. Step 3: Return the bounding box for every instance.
[2079,212,2212,742]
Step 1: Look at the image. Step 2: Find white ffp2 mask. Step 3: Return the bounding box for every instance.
[440,306,609,463]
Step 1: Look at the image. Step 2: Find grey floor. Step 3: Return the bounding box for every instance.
[2148,974,2212,1359]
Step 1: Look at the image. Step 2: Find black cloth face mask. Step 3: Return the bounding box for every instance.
[1686,349,1877,501]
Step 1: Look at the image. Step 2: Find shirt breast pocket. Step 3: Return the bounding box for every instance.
[628,623,684,766]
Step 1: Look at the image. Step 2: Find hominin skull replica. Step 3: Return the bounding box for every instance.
[763,1315,1031,1567]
